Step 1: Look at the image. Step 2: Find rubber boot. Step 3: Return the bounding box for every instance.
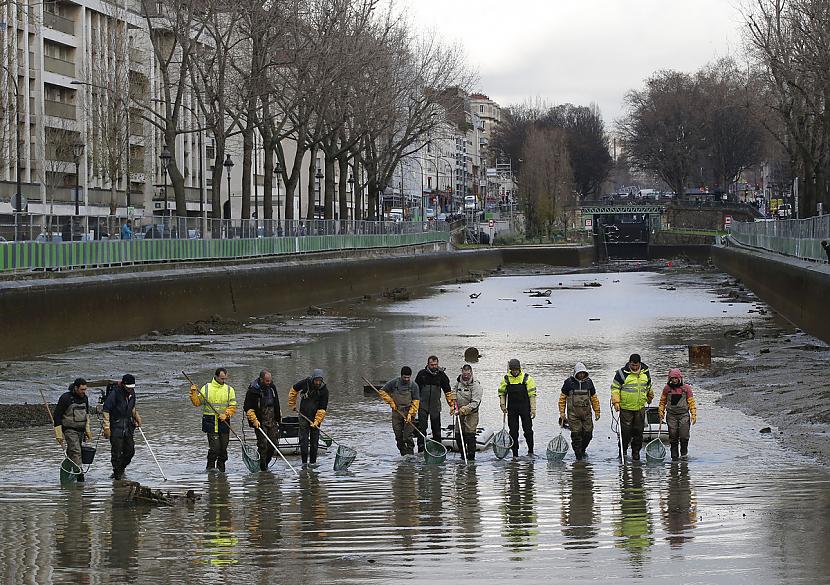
[582,431,593,454]
[571,432,583,460]
[670,442,679,461]
[216,460,226,473]
[465,435,476,461]
[680,440,689,460]
[206,454,216,472]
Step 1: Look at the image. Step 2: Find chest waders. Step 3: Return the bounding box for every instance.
[667,390,691,460]
[390,381,415,456]
[416,383,442,449]
[505,374,533,456]
[568,380,594,459]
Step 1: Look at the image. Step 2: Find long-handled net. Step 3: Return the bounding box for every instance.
[492,414,513,459]
[423,437,447,464]
[334,445,357,471]
[60,457,82,484]
[645,421,667,463]
[546,432,569,462]
[241,443,261,473]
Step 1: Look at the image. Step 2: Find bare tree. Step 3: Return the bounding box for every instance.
[520,126,575,239]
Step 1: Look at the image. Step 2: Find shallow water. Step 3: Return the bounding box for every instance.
[1,270,828,584]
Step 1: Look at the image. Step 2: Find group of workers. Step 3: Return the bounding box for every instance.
[51,352,698,480]
[377,353,698,463]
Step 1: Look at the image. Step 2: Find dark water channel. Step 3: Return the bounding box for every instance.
[1,269,828,584]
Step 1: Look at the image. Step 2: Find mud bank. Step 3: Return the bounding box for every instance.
[0,403,51,428]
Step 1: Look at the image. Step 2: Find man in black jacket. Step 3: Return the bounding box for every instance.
[414,356,454,452]
[53,378,92,481]
[288,369,329,466]
[102,374,142,480]
[244,369,281,471]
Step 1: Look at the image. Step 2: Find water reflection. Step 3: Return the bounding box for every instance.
[613,464,654,571]
[417,465,449,553]
[390,460,420,550]
[299,470,330,540]
[660,462,697,548]
[54,488,92,584]
[560,462,599,550]
[452,464,482,559]
[501,461,537,556]
[200,474,239,568]
[246,473,283,560]
[107,494,152,581]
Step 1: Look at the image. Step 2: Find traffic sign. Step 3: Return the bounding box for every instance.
[488,219,494,228]
[585,218,593,227]
[724,215,732,226]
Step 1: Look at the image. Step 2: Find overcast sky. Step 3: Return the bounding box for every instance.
[408,0,745,126]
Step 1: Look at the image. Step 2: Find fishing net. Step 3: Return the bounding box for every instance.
[333,444,357,471]
[546,434,569,462]
[241,443,261,473]
[645,438,667,463]
[492,429,513,460]
[322,435,333,448]
[59,457,82,484]
[423,439,447,464]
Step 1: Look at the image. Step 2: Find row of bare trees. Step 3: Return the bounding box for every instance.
[124,0,472,221]
[492,101,611,237]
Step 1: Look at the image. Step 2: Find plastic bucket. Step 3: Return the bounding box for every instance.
[81,445,96,465]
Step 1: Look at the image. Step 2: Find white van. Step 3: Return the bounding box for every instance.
[464,195,477,210]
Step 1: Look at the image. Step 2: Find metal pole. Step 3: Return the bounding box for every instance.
[125,95,130,209]
[277,174,281,232]
[199,130,205,237]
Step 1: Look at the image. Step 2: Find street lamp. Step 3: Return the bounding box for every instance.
[315,168,323,220]
[72,139,85,217]
[223,154,234,222]
[273,162,282,232]
[347,174,355,222]
[159,146,172,221]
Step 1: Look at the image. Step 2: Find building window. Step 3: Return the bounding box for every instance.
[479,105,484,113]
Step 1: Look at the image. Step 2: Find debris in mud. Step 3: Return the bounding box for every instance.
[456,272,484,284]
[115,343,205,353]
[760,348,770,354]
[725,323,755,339]
[464,347,481,362]
[163,314,248,336]
[469,292,481,299]
[307,306,326,316]
[118,481,200,506]
[525,289,552,297]
[589,318,601,321]
[382,288,410,301]
[0,403,52,429]
[759,427,772,434]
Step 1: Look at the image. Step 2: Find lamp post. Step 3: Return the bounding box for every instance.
[347,174,355,224]
[314,168,323,221]
[159,146,171,227]
[223,154,234,225]
[273,162,282,234]
[72,139,85,216]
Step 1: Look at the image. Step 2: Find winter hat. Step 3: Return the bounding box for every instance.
[508,358,521,370]
[311,369,325,381]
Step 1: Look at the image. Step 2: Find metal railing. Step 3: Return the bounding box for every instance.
[43,12,75,35]
[0,213,449,273]
[44,55,75,77]
[729,216,830,262]
[44,99,76,120]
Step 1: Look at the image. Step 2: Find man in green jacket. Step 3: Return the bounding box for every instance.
[611,354,654,461]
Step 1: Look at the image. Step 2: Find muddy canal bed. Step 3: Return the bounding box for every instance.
[0,269,828,584]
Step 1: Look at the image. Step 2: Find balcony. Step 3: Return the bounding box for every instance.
[44,55,75,77]
[43,12,75,36]
[129,119,145,137]
[44,100,76,120]
[129,48,146,67]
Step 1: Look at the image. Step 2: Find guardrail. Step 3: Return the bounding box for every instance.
[0,216,449,273]
[729,216,830,262]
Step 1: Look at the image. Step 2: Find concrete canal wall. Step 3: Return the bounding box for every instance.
[0,244,594,359]
[712,246,830,344]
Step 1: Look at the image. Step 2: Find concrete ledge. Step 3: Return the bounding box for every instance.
[712,246,830,343]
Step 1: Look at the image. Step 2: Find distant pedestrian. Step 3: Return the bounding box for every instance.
[53,378,92,481]
[190,368,237,473]
[414,356,453,452]
[378,367,420,456]
[822,240,830,263]
[288,369,329,466]
[120,219,132,240]
[611,354,654,461]
[498,359,537,457]
[558,362,601,460]
[658,368,697,461]
[103,374,141,480]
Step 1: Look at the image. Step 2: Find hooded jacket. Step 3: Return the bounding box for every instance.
[611,362,653,411]
[559,362,601,418]
[453,373,483,414]
[658,368,697,421]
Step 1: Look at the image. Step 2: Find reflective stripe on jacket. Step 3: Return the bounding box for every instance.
[200,380,237,433]
[611,365,653,411]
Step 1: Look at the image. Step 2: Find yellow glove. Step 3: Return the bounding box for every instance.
[219,413,227,422]
[530,395,537,419]
[688,395,697,425]
[189,386,201,406]
[311,409,326,428]
[595,412,601,421]
[499,395,507,414]
[103,427,112,439]
[288,388,298,412]
[405,400,419,424]
[190,384,198,392]
[611,393,621,412]
[84,430,92,442]
[446,391,456,408]
[133,411,142,428]
[459,404,472,416]
[378,390,396,411]
[246,409,260,429]
[55,426,64,445]
[658,407,665,422]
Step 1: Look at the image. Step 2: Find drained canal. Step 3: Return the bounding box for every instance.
[1,267,828,584]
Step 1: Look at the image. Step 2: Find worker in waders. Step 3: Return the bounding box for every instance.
[658,368,697,461]
[378,367,420,456]
[414,355,453,453]
[244,369,281,471]
[288,369,329,467]
[453,364,483,460]
[498,359,537,457]
[53,378,92,481]
[102,374,142,480]
[558,363,601,460]
[190,367,237,472]
[611,354,654,461]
